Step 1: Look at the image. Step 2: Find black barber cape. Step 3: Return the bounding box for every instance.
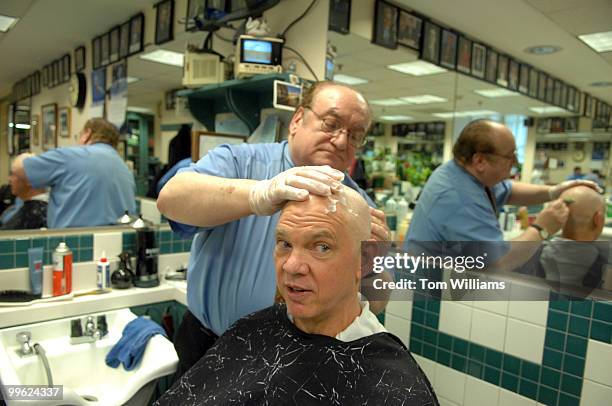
[156,304,438,406]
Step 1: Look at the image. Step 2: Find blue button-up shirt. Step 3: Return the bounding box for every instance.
[171,141,373,335]
[406,160,512,243]
[24,143,136,228]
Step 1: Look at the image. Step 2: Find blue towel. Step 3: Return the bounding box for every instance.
[105,316,167,371]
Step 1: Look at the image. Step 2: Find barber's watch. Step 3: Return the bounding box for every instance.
[530,223,550,240]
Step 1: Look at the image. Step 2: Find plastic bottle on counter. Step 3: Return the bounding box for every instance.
[97,251,111,291]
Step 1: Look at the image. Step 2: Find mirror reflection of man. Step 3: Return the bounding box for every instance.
[154,190,438,405]
[13,118,136,228]
[1,153,47,230]
[406,119,601,245]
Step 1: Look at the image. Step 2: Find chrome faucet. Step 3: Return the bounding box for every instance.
[70,315,108,344]
[16,331,34,356]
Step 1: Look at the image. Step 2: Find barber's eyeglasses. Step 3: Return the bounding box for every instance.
[304,106,368,148]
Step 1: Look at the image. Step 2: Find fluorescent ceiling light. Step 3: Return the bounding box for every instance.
[139,49,184,67]
[333,74,369,85]
[387,61,447,76]
[400,94,447,104]
[578,31,612,53]
[528,106,568,114]
[0,15,18,32]
[524,45,561,55]
[433,110,498,118]
[128,106,156,114]
[126,76,140,84]
[15,123,30,129]
[474,89,519,98]
[379,115,414,121]
[370,98,410,106]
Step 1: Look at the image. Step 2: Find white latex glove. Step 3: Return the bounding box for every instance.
[248,166,345,216]
[548,180,603,200]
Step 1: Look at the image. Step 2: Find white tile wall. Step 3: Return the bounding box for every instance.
[385,289,413,320]
[507,301,549,327]
[464,376,500,406]
[470,308,507,351]
[434,364,466,402]
[384,313,411,347]
[504,319,545,364]
[580,379,612,406]
[498,388,537,406]
[584,339,612,386]
[473,300,509,316]
[439,301,473,341]
[93,232,122,260]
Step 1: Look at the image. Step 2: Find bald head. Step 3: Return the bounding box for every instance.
[561,186,605,240]
[9,153,44,199]
[282,187,371,247]
[453,119,513,164]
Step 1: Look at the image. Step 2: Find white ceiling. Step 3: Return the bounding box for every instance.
[0,0,610,122]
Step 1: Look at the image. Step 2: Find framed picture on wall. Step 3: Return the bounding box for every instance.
[566,87,575,112]
[553,79,562,106]
[129,13,145,54]
[101,32,110,66]
[31,114,40,146]
[439,29,457,69]
[496,54,509,87]
[397,10,422,50]
[508,59,519,90]
[110,26,120,62]
[328,0,351,34]
[62,54,71,82]
[421,21,440,64]
[584,94,593,117]
[41,103,57,151]
[92,67,107,105]
[456,36,471,74]
[33,71,41,95]
[471,42,486,78]
[536,118,550,134]
[54,59,62,85]
[92,36,101,69]
[58,107,71,138]
[528,67,538,98]
[518,64,529,94]
[155,0,175,45]
[537,71,547,101]
[574,90,583,115]
[485,48,497,83]
[75,46,86,72]
[373,0,398,50]
[560,83,568,109]
[545,76,554,104]
[119,21,130,59]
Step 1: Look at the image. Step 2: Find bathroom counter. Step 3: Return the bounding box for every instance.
[0,281,187,329]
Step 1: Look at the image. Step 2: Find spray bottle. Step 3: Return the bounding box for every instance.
[97,251,110,291]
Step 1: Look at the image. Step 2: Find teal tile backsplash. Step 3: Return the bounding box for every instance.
[0,234,94,269]
[0,229,189,270]
[404,292,612,406]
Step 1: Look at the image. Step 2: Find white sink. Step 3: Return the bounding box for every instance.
[0,308,178,406]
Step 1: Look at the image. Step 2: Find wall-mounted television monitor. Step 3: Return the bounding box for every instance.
[234,35,283,78]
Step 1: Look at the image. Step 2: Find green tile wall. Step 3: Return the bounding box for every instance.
[0,234,93,269]
[121,230,192,255]
[405,291,612,406]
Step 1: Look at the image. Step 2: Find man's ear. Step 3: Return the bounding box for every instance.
[79,128,92,145]
[593,210,604,230]
[471,153,488,172]
[288,107,305,139]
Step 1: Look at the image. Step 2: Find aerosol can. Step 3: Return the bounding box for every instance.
[52,242,73,296]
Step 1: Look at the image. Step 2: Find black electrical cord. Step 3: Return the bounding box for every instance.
[284,46,319,81]
[281,0,318,38]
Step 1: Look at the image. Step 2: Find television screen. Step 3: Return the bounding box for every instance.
[242,39,273,64]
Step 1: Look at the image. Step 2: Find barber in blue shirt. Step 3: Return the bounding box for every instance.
[406,119,600,246]
[16,118,136,228]
[158,82,390,377]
